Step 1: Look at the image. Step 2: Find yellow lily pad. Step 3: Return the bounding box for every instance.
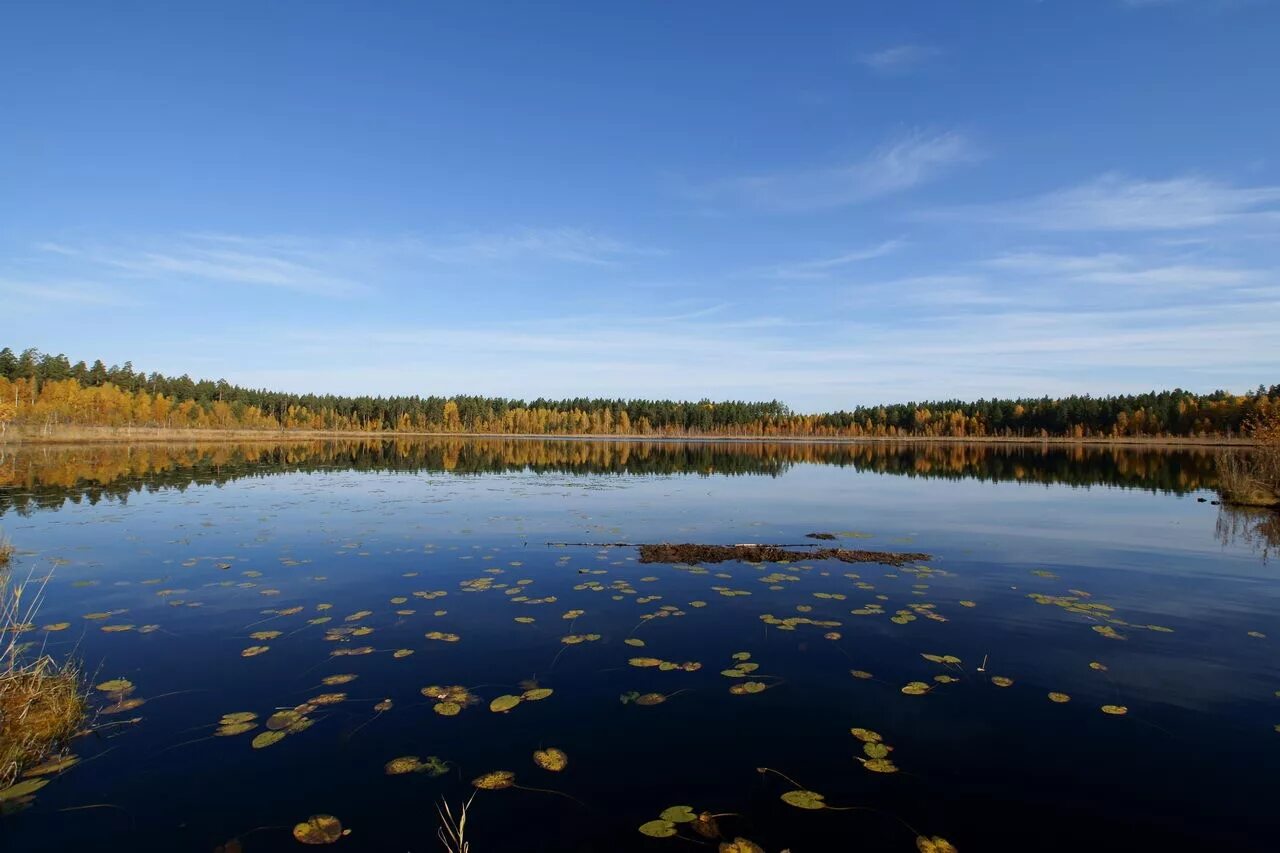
[251,730,286,749]
[472,770,515,790]
[21,755,79,777]
[95,678,134,694]
[719,839,765,853]
[292,814,345,845]
[533,748,568,772]
[0,778,48,802]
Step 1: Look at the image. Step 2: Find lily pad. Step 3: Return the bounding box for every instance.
[22,755,79,777]
[292,814,345,845]
[385,756,423,775]
[220,711,257,725]
[489,695,522,713]
[780,789,826,810]
[472,770,515,790]
[659,805,697,823]
[639,819,677,838]
[0,778,48,802]
[533,748,568,772]
[251,730,286,749]
[720,839,765,853]
[95,678,134,694]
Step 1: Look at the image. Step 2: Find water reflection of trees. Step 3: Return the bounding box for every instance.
[0,438,1222,516]
[1216,505,1280,562]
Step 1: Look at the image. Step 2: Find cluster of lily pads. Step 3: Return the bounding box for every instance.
[14,503,1279,853]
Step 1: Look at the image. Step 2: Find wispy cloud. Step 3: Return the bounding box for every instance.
[20,226,658,304]
[986,251,1264,289]
[932,173,1280,231]
[858,44,940,74]
[36,235,364,297]
[411,227,660,266]
[0,278,127,306]
[207,290,1279,409]
[696,130,979,213]
[762,239,906,280]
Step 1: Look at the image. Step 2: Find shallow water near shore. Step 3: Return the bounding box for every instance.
[1,438,1277,851]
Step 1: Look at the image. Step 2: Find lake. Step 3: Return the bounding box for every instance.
[1,438,1276,852]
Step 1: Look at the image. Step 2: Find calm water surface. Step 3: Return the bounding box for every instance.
[1,439,1276,852]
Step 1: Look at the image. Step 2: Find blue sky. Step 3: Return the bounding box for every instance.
[2,0,1278,410]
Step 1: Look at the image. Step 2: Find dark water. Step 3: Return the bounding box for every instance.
[1,439,1276,852]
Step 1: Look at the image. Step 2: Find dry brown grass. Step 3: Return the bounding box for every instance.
[0,537,87,790]
[1217,410,1280,508]
[0,658,87,789]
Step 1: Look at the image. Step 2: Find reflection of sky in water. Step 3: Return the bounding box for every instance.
[4,453,1278,852]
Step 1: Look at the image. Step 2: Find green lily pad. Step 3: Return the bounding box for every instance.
[638,819,677,838]
[780,789,826,810]
[659,805,697,823]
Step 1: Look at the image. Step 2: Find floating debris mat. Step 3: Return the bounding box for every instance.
[637,543,931,567]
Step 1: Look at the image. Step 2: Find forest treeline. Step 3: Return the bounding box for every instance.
[1,347,1277,439]
[0,438,1224,517]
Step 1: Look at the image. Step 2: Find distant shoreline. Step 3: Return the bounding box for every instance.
[0,425,1255,449]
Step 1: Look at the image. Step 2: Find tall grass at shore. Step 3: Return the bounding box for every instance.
[1217,411,1280,509]
[0,532,86,792]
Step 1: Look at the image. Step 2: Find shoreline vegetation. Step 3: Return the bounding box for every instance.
[1216,412,1280,509]
[0,535,88,796]
[0,424,1263,447]
[2,348,1277,444]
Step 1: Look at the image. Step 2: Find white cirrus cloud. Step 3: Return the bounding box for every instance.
[696,130,979,213]
[932,173,1280,231]
[410,227,662,266]
[762,239,906,280]
[858,44,940,74]
[985,251,1265,289]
